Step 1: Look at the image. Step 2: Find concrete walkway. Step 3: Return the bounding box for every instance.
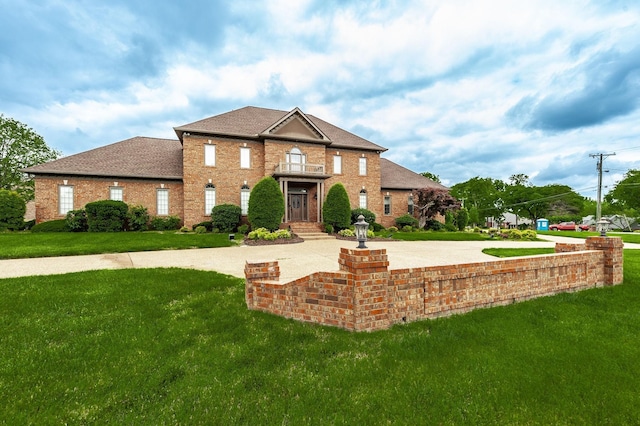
[0,234,636,281]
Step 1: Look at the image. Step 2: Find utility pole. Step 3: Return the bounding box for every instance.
[589,152,615,221]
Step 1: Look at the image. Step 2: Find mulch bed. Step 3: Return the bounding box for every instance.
[242,234,305,246]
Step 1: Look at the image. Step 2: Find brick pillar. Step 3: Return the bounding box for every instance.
[244,261,280,308]
[585,236,624,285]
[338,248,390,331]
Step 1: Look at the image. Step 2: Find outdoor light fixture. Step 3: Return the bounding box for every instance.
[597,218,610,237]
[354,214,369,249]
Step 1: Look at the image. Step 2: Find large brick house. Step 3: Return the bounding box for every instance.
[24,106,446,229]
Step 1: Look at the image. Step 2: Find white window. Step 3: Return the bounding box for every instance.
[205,184,216,215]
[241,184,250,215]
[59,185,74,215]
[110,187,123,201]
[384,196,391,215]
[157,189,169,216]
[286,147,306,172]
[333,155,342,174]
[240,147,251,169]
[205,144,216,166]
[359,189,367,209]
[359,157,367,176]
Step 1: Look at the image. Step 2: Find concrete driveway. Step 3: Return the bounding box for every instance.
[2,234,627,281]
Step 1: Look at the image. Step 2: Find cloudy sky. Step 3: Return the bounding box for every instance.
[2,0,640,198]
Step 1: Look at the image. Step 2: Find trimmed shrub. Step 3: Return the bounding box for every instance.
[194,225,207,234]
[395,214,418,229]
[127,205,150,231]
[338,229,355,237]
[324,224,334,234]
[179,226,189,233]
[211,204,242,233]
[237,224,250,235]
[351,208,376,225]
[150,216,181,231]
[85,200,128,232]
[65,209,88,232]
[456,208,469,231]
[248,177,285,231]
[522,230,537,240]
[192,221,213,232]
[424,219,444,231]
[388,226,398,233]
[402,225,413,232]
[247,227,291,241]
[372,222,384,232]
[31,219,68,232]
[323,183,351,231]
[0,189,26,230]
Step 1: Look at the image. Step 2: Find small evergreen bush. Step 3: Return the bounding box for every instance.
[324,224,334,234]
[388,226,398,233]
[338,229,355,237]
[456,208,469,231]
[85,200,128,232]
[0,189,26,230]
[31,219,68,232]
[395,214,418,229]
[372,222,384,232]
[424,219,444,231]
[127,205,150,231]
[237,224,250,235]
[248,177,285,231]
[65,209,88,232]
[402,225,413,232]
[192,221,213,232]
[323,183,351,231]
[351,208,376,225]
[194,225,207,234]
[211,204,242,233]
[247,227,291,240]
[150,216,181,231]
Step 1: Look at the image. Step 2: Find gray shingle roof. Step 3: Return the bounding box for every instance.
[174,106,387,152]
[23,136,183,180]
[380,158,448,190]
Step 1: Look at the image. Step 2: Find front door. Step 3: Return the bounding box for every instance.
[289,193,308,221]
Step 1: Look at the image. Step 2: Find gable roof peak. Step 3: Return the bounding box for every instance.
[261,107,330,142]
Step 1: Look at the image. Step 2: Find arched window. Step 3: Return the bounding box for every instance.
[359,189,367,209]
[205,183,216,215]
[286,147,306,172]
[241,184,250,215]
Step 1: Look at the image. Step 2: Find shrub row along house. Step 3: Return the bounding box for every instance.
[24,106,447,229]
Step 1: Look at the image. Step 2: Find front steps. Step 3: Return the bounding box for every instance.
[286,222,335,241]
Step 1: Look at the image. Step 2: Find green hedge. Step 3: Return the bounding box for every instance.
[0,189,26,230]
[211,204,241,233]
[31,219,69,232]
[85,200,128,232]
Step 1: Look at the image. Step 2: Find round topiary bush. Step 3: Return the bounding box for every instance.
[395,213,418,229]
[248,177,285,231]
[211,204,242,233]
[351,208,376,225]
[85,200,128,232]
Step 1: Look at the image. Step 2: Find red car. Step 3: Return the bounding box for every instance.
[549,221,590,231]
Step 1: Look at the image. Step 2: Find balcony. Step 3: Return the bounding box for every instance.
[273,162,326,176]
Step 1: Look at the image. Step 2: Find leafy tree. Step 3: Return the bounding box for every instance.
[420,171,441,183]
[412,188,460,229]
[248,177,285,231]
[0,189,26,230]
[0,115,60,201]
[323,183,351,231]
[502,182,584,227]
[450,177,506,223]
[468,205,480,227]
[456,208,469,231]
[605,169,640,213]
[351,208,376,225]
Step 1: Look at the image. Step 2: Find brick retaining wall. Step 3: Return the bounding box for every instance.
[245,237,624,331]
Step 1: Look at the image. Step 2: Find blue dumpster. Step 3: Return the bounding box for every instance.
[537,219,549,231]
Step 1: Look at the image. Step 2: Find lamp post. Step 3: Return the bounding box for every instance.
[354,214,369,249]
[596,218,610,237]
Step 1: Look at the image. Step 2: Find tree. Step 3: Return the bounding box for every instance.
[0,189,26,230]
[420,171,441,183]
[248,177,285,231]
[0,115,60,201]
[605,169,640,213]
[450,176,506,221]
[412,188,460,229]
[323,183,351,231]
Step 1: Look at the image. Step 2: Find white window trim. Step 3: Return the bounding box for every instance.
[240,186,250,215]
[384,196,391,215]
[157,189,169,216]
[205,185,216,215]
[110,187,123,201]
[359,190,367,209]
[205,144,216,167]
[359,157,367,176]
[240,147,251,169]
[333,155,342,174]
[59,185,74,215]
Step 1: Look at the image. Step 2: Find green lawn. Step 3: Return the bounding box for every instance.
[389,231,489,241]
[539,230,640,244]
[483,247,556,257]
[2,253,640,424]
[0,232,239,259]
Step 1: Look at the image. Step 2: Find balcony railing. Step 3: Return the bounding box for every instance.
[274,162,325,175]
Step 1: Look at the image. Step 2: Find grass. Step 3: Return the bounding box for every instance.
[483,247,556,257]
[539,230,640,244]
[0,232,239,259]
[389,231,490,241]
[2,253,640,424]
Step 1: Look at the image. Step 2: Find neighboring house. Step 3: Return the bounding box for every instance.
[23,106,446,229]
[485,212,532,229]
[583,214,639,231]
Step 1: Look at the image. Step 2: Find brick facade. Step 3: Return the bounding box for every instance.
[245,237,624,332]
